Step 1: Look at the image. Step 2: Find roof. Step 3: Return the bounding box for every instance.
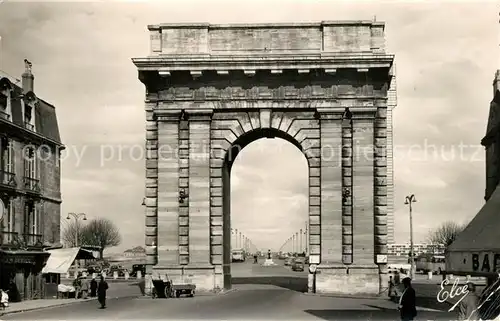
[447,184,500,252]
[0,77,62,144]
[42,247,95,274]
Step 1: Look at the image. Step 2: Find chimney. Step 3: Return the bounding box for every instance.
[21,59,34,93]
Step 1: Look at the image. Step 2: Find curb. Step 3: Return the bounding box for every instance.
[0,298,98,317]
[302,292,384,300]
[136,288,238,299]
[0,295,139,317]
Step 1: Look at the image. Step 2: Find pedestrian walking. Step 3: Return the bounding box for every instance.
[97,275,108,309]
[90,277,97,297]
[80,276,89,299]
[388,275,396,301]
[72,275,82,299]
[458,282,480,320]
[253,254,258,264]
[398,277,417,321]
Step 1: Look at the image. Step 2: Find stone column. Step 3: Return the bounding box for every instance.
[188,109,213,265]
[341,116,353,264]
[144,102,158,267]
[351,109,376,265]
[374,106,389,293]
[317,110,343,264]
[156,110,181,265]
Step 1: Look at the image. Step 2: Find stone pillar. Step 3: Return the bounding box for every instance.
[374,106,389,293]
[318,110,343,264]
[188,109,212,265]
[157,110,181,265]
[144,102,158,266]
[178,120,190,265]
[341,116,353,264]
[351,109,376,265]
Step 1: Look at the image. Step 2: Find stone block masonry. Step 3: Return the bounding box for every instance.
[134,20,396,296]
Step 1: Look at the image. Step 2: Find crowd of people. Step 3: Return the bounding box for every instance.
[72,274,109,308]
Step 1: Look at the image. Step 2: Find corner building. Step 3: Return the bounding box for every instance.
[133,21,396,295]
[0,65,63,300]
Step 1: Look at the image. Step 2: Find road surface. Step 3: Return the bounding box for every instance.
[2,260,457,320]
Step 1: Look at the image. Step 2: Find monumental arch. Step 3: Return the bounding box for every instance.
[133,21,396,295]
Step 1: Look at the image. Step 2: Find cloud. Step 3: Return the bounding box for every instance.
[0,0,497,251]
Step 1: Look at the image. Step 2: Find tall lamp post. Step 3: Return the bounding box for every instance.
[404,194,417,279]
[66,212,87,247]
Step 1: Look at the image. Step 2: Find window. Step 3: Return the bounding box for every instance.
[24,201,40,243]
[1,198,15,244]
[1,137,14,173]
[24,147,39,192]
[1,199,15,244]
[24,148,37,179]
[0,85,11,120]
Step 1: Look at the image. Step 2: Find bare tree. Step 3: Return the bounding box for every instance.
[81,218,121,258]
[427,221,467,247]
[61,218,86,247]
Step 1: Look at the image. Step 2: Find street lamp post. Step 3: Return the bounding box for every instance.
[305,221,308,255]
[404,194,417,279]
[66,212,87,247]
[299,229,303,254]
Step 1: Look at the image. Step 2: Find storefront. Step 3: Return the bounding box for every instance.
[42,247,96,298]
[445,184,500,282]
[0,249,50,301]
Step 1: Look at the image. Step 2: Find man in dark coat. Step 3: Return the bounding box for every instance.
[97,275,108,309]
[90,277,97,297]
[399,277,417,321]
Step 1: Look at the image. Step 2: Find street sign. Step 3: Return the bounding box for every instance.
[376,254,388,264]
[309,264,317,273]
[309,255,320,264]
[0,198,5,222]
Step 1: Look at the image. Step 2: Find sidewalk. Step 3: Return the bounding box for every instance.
[0,297,96,316]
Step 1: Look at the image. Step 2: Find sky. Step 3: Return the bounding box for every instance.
[0,0,498,253]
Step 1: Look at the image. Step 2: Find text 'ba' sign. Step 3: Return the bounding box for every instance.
[472,253,500,273]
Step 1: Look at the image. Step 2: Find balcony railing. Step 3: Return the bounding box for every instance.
[23,233,43,246]
[0,110,10,120]
[0,170,16,187]
[0,231,18,245]
[23,177,41,193]
[24,122,34,131]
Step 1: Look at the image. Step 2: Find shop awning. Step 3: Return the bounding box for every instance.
[448,185,500,253]
[42,247,95,274]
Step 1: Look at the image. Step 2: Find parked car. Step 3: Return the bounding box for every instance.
[291,258,305,272]
[284,257,294,266]
[131,264,146,277]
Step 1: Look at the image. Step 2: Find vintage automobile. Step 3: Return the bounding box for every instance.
[291,257,305,272]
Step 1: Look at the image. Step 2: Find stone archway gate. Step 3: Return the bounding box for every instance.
[133,21,396,296]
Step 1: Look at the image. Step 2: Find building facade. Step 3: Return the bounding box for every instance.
[124,246,146,258]
[0,63,63,301]
[446,70,500,276]
[388,243,445,256]
[134,21,396,295]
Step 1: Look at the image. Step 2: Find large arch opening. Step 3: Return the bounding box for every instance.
[221,128,309,292]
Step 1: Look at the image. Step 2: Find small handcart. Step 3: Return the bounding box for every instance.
[151,275,196,298]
